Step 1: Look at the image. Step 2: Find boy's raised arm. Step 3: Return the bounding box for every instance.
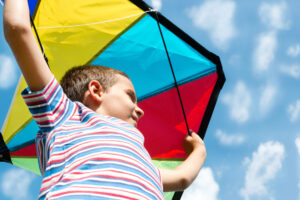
[160,132,206,192]
[3,0,52,92]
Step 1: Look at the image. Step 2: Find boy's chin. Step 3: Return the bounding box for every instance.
[130,121,137,127]
[129,119,137,127]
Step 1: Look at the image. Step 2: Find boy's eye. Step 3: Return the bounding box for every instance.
[126,90,137,103]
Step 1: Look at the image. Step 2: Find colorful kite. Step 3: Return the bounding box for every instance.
[0,0,225,199]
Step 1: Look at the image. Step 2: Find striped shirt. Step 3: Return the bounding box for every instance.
[22,77,164,200]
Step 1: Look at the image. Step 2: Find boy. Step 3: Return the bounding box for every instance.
[3,0,206,199]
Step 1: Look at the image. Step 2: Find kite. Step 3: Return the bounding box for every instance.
[0,0,225,199]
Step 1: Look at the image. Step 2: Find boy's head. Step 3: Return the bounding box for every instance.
[60,65,144,127]
[60,65,128,102]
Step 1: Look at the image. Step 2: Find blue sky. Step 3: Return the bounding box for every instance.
[1,0,300,199]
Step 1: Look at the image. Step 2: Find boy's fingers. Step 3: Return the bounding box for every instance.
[187,129,196,136]
[184,131,205,145]
[189,132,198,139]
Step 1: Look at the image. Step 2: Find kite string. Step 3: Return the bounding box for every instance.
[153,10,191,136]
[29,10,150,63]
[36,11,151,29]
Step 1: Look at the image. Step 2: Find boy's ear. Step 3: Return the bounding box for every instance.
[88,80,104,103]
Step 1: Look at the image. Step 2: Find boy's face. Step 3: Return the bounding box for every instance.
[99,75,144,127]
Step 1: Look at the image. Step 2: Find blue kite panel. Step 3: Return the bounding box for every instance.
[28,0,38,16]
[91,14,216,100]
[7,120,38,151]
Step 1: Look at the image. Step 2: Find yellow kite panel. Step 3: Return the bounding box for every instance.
[34,0,145,80]
[2,78,31,142]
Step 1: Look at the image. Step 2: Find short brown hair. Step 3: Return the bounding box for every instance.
[60,65,129,102]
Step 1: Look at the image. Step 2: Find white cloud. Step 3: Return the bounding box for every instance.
[186,0,237,49]
[1,168,35,200]
[280,64,300,79]
[222,81,252,123]
[253,31,277,72]
[295,138,300,155]
[259,84,277,115]
[259,2,290,30]
[228,54,241,66]
[215,129,245,146]
[287,100,300,122]
[287,44,300,57]
[0,0,3,6]
[240,141,285,200]
[151,0,162,10]
[0,55,18,89]
[182,167,219,200]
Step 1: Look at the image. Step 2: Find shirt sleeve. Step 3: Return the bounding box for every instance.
[155,167,164,189]
[21,76,75,132]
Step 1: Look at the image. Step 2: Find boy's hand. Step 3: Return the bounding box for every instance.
[160,130,206,191]
[183,131,206,157]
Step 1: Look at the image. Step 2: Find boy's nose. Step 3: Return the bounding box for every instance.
[135,105,144,119]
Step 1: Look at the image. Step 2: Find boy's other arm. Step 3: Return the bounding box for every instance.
[3,0,52,92]
[160,132,206,192]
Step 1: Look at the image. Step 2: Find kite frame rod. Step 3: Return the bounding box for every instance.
[153,10,191,136]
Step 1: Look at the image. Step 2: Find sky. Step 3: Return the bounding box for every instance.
[0,0,300,199]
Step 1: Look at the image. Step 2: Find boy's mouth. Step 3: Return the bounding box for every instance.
[132,116,138,125]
